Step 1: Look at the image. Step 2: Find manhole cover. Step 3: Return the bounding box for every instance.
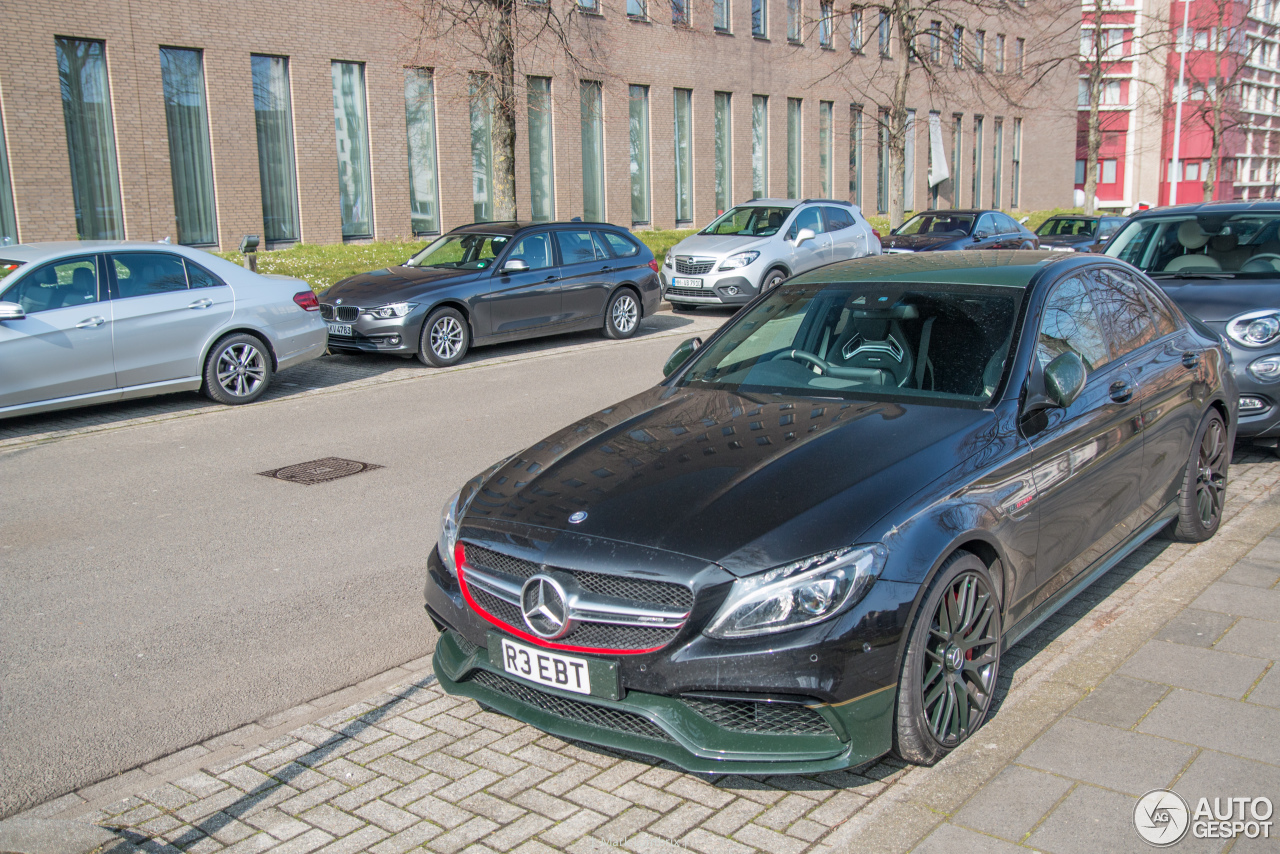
[259,457,383,485]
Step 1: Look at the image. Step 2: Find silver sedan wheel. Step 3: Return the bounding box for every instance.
[216,343,267,398]
[431,316,465,360]
[612,294,639,334]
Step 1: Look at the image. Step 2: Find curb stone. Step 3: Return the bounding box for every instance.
[0,818,138,854]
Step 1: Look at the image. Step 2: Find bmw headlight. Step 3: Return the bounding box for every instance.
[437,454,516,576]
[718,251,760,271]
[369,302,417,319]
[704,544,887,639]
[1249,355,1280,382]
[1227,310,1280,348]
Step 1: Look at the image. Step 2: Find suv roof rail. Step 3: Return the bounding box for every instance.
[800,198,854,207]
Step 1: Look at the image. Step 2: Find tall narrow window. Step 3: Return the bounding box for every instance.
[715,92,732,213]
[975,30,986,71]
[904,109,915,211]
[629,85,651,224]
[950,114,962,208]
[972,115,984,207]
[58,38,123,240]
[995,34,1006,72]
[251,54,299,242]
[929,21,941,63]
[787,98,802,197]
[818,101,833,196]
[849,104,862,207]
[405,69,441,234]
[992,118,1003,208]
[820,2,834,46]
[528,77,554,222]
[877,109,889,213]
[788,0,802,41]
[160,49,217,246]
[581,81,605,221]
[628,0,647,16]
[752,95,768,198]
[715,0,731,30]
[1011,117,1022,207]
[851,8,864,52]
[673,0,689,25]
[470,74,495,221]
[753,0,767,36]
[1015,37,1025,73]
[879,11,891,57]
[0,103,16,244]
[332,61,373,238]
[952,26,964,69]
[674,88,693,222]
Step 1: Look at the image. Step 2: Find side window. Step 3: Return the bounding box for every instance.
[787,206,825,239]
[1092,269,1157,359]
[554,230,603,265]
[822,206,855,231]
[997,213,1020,234]
[600,231,641,258]
[0,256,98,314]
[113,253,189,298]
[1037,275,1113,372]
[506,233,554,270]
[184,260,224,289]
[1139,279,1181,337]
[1099,218,1122,239]
[976,213,997,236]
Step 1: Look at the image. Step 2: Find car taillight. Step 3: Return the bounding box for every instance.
[648,259,660,274]
[293,290,319,311]
[872,228,882,242]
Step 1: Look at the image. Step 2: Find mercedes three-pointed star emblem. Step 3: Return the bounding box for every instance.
[520,575,570,639]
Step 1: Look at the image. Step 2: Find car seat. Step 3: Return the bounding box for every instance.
[1208,233,1250,270]
[1163,220,1219,271]
[827,306,917,387]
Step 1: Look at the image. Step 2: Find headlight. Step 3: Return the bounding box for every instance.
[369,302,416,319]
[437,454,516,576]
[663,254,673,268]
[1227,310,1280,348]
[718,251,759,271]
[704,544,887,639]
[1249,355,1280,382]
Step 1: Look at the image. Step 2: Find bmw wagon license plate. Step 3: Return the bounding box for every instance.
[326,323,352,337]
[487,631,621,700]
[672,277,702,288]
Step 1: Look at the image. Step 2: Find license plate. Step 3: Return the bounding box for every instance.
[326,323,352,336]
[497,637,591,695]
[672,277,702,288]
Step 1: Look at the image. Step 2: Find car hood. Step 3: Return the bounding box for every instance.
[670,234,769,258]
[882,233,966,252]
[462,386,996,576]
[1154,277,1280,322]
[322,265,482,303]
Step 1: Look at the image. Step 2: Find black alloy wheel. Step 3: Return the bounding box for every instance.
[1167,410,1229,542]
[894,551,1001,765]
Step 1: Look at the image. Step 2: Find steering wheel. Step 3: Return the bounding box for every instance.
[773,349,831,374]
[1242,254,1280,273]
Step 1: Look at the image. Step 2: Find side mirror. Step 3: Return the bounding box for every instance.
[973,231,988,241]
[1019,216,1030,225]
[663,336,703,378]
[501,258,529,273]
[1044,351,1087,408]
[794,228,816,246]
[0,301,25,321]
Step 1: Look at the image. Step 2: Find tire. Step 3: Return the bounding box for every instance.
[1165,409,1229,542]
[893,550,1002,766]
[670,302,696,313]
[761,268,788,293]
[203,332,273,405]
[603,288,641,339]
[417,307,470,367]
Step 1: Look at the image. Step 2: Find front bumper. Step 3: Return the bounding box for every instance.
[660,267,758,306]
[1214,334,1280,439]
[322,307,424,354]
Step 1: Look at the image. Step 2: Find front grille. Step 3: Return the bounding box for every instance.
[675,258,715,275]
[684,697,834,736]
[469,669,673,742]
[319,304,334,320]
[666,287,714,298]
[334,305,360,322]
[467,545,692,610]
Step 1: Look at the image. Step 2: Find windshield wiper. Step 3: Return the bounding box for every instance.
[1148,271,1234,280]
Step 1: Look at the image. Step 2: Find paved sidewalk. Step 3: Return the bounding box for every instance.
[18,448,1280,853]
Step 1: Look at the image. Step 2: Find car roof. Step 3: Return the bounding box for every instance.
[448,221,636,236]
[1131,200,1280,218]
[791,250,1080,288]
[0,241,192,263]
[1043,214,1102,221]
[908,209,997,216]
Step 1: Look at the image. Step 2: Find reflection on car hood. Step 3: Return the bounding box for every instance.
[1155,277,1280,323]
[670,234,769,258]
[462,386,995,575]
[1037,234,1092,247]
[322,266,482,303]
[882,233,965,252]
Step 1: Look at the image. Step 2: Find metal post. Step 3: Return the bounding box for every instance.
[1170,0,1192,205]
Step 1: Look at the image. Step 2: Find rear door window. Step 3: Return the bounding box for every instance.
[822,206,856,231]
[112,253,189,298]
[555,230,604,265]
[600,231,641,257]
[1092,268,1159,359]
[185,260,224,289]
[1,256,99,314]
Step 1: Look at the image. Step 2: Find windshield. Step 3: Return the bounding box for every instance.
[700,206,794,237]
[1106,212,1280,276]
[894,214,974,236]
[1037,218,1097,237]
[0,260,24,284]
[676,281,1022,406]
[405,233,510,270]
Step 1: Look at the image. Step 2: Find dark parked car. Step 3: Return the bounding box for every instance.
[1104,201,1280,448]
[320,222,661,366]
[881,210,1038,253]
[1036,214,1127,253]
[424,250,1234,773]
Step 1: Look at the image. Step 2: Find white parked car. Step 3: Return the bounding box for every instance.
[659,199,882,310]
[0,241,327,419]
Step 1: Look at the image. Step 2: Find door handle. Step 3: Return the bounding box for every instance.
[1109,380,1134,403]
[76,316,106,328]
[1182,350,1201,369]
[189,298,214,309]
[599,266,612,272]
[544,275,560,282]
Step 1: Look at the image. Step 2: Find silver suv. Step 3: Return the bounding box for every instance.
[660,199,881,309]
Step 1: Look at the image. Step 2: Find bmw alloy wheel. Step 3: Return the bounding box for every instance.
[431,316,464,360]
[922,570,999,746]
[612,294,639,334]
[216,342,267,398]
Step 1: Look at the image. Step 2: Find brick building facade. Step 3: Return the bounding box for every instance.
[0,0,1077,250]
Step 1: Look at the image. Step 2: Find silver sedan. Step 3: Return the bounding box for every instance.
[0,241,327,419]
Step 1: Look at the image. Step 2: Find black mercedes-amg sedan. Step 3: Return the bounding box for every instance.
[424,250,1235,773]
[881,210,1039,253]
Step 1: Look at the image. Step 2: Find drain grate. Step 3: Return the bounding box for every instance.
[259,457,383,485]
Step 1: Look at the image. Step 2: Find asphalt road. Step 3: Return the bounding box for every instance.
[0,310,729,816]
